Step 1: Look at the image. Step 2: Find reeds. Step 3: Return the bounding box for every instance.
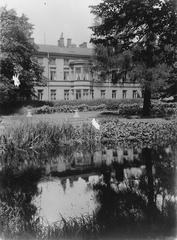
[0,121,100,172]
[34,215,99,240]
[1,118,177,172]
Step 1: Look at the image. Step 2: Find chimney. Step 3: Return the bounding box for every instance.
[58,32,65,47]
[79,42,87,48]
[67,38,72,48]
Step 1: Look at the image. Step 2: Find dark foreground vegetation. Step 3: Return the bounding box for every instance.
[0,118,177,239]
[0,148,176,240]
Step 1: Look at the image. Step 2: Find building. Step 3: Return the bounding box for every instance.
[35,34,142,101]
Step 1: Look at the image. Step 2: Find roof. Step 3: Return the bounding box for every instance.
[37,44,94,57]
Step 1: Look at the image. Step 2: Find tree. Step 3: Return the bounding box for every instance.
[0,7,43,105]
[90,0,177,116]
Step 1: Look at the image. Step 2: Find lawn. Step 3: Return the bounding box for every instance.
[0,110,172,133]
[0,111,102,131]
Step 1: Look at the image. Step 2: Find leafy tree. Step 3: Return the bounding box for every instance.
[90,0,177,116]
[0,7,44,105]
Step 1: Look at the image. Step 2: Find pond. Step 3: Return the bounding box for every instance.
[0,142,176,239]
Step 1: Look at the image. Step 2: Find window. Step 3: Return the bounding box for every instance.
[64,59,69,66]
[64,71,69,80]
[113,150,118,157]
[122,90,127,99]
[50,67,56,81]
[76,89,81,100]
[90,89,94,99]
[123,149,128,156]
[50,89,56,101]
[83,66,89,73]
[112,90,117,99]
[76,67,81,80]
[83,67,89,80]
[101,90,106,98]
[133,90,138,99]
[75,67,81,74]
[83,89,89,98]
[64,90,69,100]
[37,89,43,100]
[49,58,56,65]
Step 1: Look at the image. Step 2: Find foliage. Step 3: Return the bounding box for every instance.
[90,0,177,116]
[0,118,177,173]
[32,100,177,118]
[0,168,42,239]
[0,7,44,105]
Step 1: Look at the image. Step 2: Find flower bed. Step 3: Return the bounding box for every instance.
[32,99,177,118]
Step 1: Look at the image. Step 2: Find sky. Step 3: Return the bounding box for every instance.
[1,0,101,47]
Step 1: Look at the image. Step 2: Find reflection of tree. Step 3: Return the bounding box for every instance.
[0,167,42,238]
[60,178,67,193]
[93,182,147,237]
[93,146,177,237]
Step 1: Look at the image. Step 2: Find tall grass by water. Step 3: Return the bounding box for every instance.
[0,121,101,172]
[1,118,177,172]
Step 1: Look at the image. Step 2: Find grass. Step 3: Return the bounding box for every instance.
[34,215,100,240]
[0,111,101,130]
[0,115,177,174]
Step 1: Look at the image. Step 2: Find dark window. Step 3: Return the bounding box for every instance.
[112,90,116,99]
[101,90,106,98]
[50,67,56,81]
[64,90,69,100]
[123,149,128,156]
[37,89,43,100]
[83,89,89,97]
[76,89,81,100]
[49,58,56,65]
[64,59,69,66]
[50,89,56,101]
[122,90,127,99]
[133,90,137,99]
[64,71,69,80]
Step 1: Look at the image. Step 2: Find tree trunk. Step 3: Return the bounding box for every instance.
[142,148,155,223]
[143,85,151,117]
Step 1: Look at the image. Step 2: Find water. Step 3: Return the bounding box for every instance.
[34,175,100,223]
[0,144,177,239]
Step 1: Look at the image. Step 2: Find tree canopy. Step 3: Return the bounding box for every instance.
[0,7,44,105]
[90,0,177,115]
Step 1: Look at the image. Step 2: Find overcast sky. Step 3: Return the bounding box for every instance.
[1,0,101,47]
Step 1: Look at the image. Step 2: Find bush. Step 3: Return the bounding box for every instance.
[3,98,176,117]
[151,102,177,117]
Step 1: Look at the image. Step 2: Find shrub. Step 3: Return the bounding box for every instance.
[151,102,177,117]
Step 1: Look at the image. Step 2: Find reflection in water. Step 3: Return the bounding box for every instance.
[34,176,99,223]
[0,168,42,238]
[0,145,176,239]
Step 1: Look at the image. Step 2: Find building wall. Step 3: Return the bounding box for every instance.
[35,51,142,101]
[35,85,141,101]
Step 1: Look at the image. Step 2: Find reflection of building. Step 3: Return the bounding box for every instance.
[45,146,142,174]
[35,34,142,101]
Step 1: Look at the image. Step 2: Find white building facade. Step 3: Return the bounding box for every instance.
[35,35,142,101]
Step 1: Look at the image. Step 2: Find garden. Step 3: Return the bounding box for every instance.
[1,0,177,238]
[0,99,177,239]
